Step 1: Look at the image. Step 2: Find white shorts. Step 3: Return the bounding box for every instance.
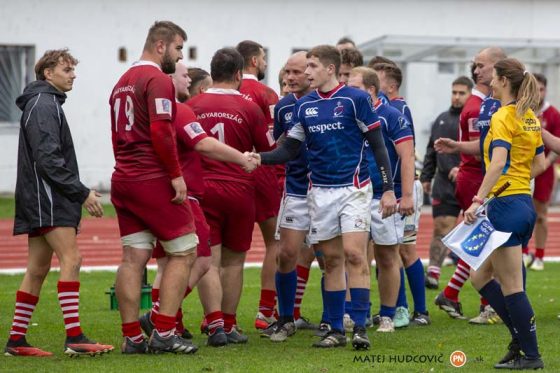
[308,184,373,242]
[371,199,404,245]
[275,194,311,240]
[404,179,423,233]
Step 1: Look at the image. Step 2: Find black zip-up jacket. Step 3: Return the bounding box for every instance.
[13,80,90,235]
[420,106,461,202]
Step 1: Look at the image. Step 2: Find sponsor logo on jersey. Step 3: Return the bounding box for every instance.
[155,98,172,115]
[398,116,408,130]
[284,112,293,122]
[308,121,344,134]
[333,101,344,117]
[184,122,205,139]
[305,107,319,117]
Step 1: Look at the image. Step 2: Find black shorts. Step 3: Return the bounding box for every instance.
[431,198,461,218]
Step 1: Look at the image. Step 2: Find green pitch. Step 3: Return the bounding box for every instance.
[0,265,558,372]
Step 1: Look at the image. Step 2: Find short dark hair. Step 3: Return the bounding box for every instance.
[143,21,187,51]
[372,63,402,88]
[236,40,264,67]
[534,73,547,87]
[307,45,341,75]
[35,48,78,80]
[341,48,363,67]
[452,76,474,90]
[210,48,244,83]
[188,67,211,95]
[367,56,396,69]
[336,37,355,47]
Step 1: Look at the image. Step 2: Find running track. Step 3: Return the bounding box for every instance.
[2,211,560,271]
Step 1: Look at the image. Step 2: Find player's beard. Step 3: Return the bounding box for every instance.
[257,66,265,81]
[161,51,176,74]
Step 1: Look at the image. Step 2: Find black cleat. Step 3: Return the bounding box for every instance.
[494,356,544,370]
[121,337,148,354]
[225,326,248,344]
[498,339,523,364]
[410,311,431,326]
[434,292,466,319]
[148,330,197,354]
[139,312,155,337]
[312,329,346,348]
[207,327,228,347]
[351,326,370,350]
[314,322,331,337]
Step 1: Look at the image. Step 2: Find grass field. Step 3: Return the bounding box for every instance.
[0,265,558,373]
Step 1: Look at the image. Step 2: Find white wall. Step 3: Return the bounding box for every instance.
[1,0,559,192]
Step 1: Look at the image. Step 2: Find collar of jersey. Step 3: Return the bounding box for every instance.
[242,73,258,81]
[131,60,161,70]
[391,96,405,102]
[374,98,383,110]
[471,88,486,101]
[316,83,344,99]
[205,87,242,95]
[540,101,551,114]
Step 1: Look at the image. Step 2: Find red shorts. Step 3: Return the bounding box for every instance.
[111,177,196,241]
[454,169,484,211]
[28,226,58,238]
[202,179,255,252]
[533,166,555,203]
[152,198,211,258]
[253,166,281,223]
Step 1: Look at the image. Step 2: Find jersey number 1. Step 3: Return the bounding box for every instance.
[211,122,225,143]
[113,96,135,132]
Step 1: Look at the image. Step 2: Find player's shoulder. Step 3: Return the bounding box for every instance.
[277,93,297,108]
[337,85,370,101]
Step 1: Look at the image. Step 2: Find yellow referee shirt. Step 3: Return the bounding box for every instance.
[483,104,544,197]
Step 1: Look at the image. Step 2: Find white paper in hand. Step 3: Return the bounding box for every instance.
[442,216,512,271]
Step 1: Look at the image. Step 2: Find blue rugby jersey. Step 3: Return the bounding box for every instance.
[478,97,501,174]
[367,100,414,199]
[288,84,381,188]
[274,93,309,197]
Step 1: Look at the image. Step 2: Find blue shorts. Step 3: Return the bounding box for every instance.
[487,194,535,248]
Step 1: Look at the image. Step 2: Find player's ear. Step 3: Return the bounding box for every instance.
[251,55,258,68]
[155,40,165,55]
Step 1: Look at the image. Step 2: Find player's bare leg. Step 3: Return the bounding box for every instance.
[220,246,248,343]
[426,216,456,289]
[116,247,152,324]
[374,243,400,332]
[19,237,53,296]
[158,251,195,318]
[256,217,279,329]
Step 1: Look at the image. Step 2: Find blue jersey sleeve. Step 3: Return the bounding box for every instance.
[355,93,381,133]
[287,103,305,141]
[389,113,414,145]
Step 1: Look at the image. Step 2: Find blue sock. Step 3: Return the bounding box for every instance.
[320,275,329,323]
[367,301,372,319]
[380,304,396,319]
[405,259,427,313]
[396,267,408,308]
[350,288,369,328]
[325,290,346,332]
[505,292,540,359]
[479,280,516,339]
[345,300,353,316]
[275,270,297,318]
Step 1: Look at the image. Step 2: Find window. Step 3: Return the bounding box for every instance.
[0,45,35,126]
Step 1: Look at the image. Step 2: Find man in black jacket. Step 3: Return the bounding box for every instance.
[5,49,113,357]
[420,76,472,289]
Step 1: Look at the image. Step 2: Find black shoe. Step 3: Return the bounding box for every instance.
[371,313,381,326]
[179,328,193,340]
[260,322,278,338]
[312,329,346,348]
[434,292,466,319]
[351,326,370,350]
[148,330,198,354]
[498,339,523,364]
[121,337,148,354]
[494,356,544,370]
[139,312,155,336]
[207,327,228,347]
[225,326,248,344]
[314,322,331,337]
[410,311,431,326]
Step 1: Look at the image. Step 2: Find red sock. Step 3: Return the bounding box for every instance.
[175,308,185,334]
[154,313,176,337]
[150,288,160,324]
[9,291,38,341]
[223,313,236,333]
[122,321,144,343]
[206,311,224,335]
[258,289,276,318]
[480,297,489,307]
[58,281,83,337]
[535,248,545,260]
[294,265,310,320]
[427,265,441,280]
[522,246,529,255]
[443,260,470,302]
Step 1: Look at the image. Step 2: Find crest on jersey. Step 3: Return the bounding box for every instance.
[460,219,494,257]
[155,98,172,115]
[184,122,205,139]
[334,101,344,117]
[284,112,293,122]
[398,116,408,130]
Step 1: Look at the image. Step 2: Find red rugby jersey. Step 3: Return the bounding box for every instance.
[458,88,485,173]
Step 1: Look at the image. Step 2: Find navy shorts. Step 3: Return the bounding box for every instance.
[487,194,536,248]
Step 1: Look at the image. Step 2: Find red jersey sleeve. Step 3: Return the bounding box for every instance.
[175,104,208,149]
[249,104,275,152]
[146,75,177,123]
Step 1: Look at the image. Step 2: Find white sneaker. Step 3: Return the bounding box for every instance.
[376,316,395,333]
[469,305,502,325]
[523,253,534,268]
[530,258,544,271]
[343,313,355,333]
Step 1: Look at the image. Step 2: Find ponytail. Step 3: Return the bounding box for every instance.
[516,72,539,118]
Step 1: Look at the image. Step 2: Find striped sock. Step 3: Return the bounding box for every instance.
[427,265,441,280]
[443,259,470,302]
[57,281,83,337]
[206,311,224,335]
[9,291,38,341]
[258,289,276,318]
[150,288,160,324]
[294,265,310,320]
[223,313,236,333]
[535,247,544,260]
[122,321,144,343]
[154,313,175,338]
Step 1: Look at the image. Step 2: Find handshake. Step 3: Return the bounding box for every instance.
[241,152,262,173]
